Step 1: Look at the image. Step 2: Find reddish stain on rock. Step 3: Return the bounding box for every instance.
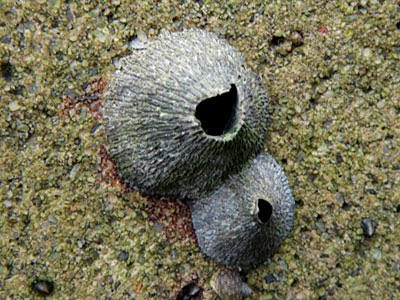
[97,144,130,191]
[317,25,329,34]
[146,197,197,244]
[57,77,106,120]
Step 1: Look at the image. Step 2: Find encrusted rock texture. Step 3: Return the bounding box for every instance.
[1,0,399,299]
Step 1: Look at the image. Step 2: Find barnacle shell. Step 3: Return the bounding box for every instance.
[103,29,269,199]
[189,153,294,268]
[210,268,253,300]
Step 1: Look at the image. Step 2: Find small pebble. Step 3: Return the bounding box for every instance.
[1,61,13,81]
[392,263,399,272]
[9,101,21,111]
[210,268,253,300]
[361,218,377,237]
[153,221,164,233]
[64,90,77,100]
[117,250,129,262]
[371,248,382,260]
[69,164,81,179]
[31,279,54,296]
[377,99,386,109]
[264,274,280,283]
[176,282,203,300]
[362,48,372,58]
[289,31,304,47]
[3,200,13,208]
[94,30,106,43]
[129,30,147,50]
[90,124,103,137]
[112,56,121,68]
[1,35,11,44]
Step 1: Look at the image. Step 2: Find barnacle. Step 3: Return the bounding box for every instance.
[210,268,253,300]
[104,29,294,268]
[189,153,294,268]
[103,29,269,199]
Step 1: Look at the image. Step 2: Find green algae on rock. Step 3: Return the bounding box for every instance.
[103,29,269,199]
[189,153,294,268]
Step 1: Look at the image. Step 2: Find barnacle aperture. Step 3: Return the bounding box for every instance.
[189,153,295,268]
[103,29,269,199]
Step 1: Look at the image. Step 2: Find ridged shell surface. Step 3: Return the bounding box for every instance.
[103,29,269,199]
[210,268,253,300]
[189,153,294,268]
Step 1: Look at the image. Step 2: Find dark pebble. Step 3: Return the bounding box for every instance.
[64,90,77,100]
[323,117,333,127]
[86,94,99,101]
[66,5,74,22]
[396,204,400,213]
[361,218,377,238]
[81,82,89,91]
[117,250,129,262]
[264,274,280,283]
[31,279,54,296]
[392,263,400,272]
[341,201,350,210]
[90,124,103,137]
[176,282,203,300]
[270,35,285,46]
[1,61,13,81]
[112,56,121,68]
[88,65,99,76]
[1,35,11,44]
[336,153,344,163]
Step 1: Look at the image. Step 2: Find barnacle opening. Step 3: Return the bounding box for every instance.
[195,84,239,136]
[257,199,273,224]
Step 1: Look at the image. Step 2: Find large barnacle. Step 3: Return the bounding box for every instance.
[103,29,269,199]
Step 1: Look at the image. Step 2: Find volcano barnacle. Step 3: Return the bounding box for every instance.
[189,153,295,268]
[103,29,269,199]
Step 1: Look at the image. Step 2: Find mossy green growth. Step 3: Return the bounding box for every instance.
[1,0,399,299]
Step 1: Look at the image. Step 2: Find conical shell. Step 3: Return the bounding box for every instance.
[210,268,253,300]
[189,153,294,268]
[103,29,269,199]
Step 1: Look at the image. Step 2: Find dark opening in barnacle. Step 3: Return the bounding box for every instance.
[195,84,239,136]
[257,199,273,224]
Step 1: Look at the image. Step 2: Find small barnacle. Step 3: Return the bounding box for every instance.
[31,279,54,296]
[103,29,269,199]
[210,268,253,300]
[189,153,294,268]
[361,218,377,238]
